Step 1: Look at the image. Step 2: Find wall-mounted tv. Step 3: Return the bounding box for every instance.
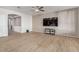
[43,17,58,26]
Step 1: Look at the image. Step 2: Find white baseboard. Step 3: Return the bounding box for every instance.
[0,34,8,37]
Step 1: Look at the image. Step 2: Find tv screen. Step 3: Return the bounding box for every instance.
[43,17,58,26]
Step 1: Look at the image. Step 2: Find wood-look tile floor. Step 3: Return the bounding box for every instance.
[0,32,79,52]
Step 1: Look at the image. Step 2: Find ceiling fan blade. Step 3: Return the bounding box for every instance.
[39,6,44,9]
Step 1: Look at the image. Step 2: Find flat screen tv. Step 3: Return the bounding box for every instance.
[43,17,58,26]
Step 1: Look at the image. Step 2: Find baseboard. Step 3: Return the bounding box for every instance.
[0,34,8,37]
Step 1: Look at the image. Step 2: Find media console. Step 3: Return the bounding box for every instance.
[44,28,55,35]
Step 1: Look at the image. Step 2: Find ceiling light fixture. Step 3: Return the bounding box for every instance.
[35,9,39,12]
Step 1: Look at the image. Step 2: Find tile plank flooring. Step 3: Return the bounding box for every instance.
[0,32,79,52]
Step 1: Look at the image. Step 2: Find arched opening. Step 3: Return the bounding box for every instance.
[8,14,21,35]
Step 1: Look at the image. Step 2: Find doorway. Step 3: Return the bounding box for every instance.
[8,14,21,35]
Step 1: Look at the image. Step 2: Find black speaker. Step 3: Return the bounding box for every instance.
[26,30,29,32]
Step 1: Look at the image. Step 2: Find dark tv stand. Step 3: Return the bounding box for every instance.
[44,28,55,35]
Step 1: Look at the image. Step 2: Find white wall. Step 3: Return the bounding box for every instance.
[0,15,8,37]
[21,14,32,33]
[0,8,32,37]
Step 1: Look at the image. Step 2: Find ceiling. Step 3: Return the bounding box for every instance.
[0,6,78,15]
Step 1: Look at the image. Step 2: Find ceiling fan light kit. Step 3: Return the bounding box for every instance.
[32,6,45,12]
[35,9,39,12]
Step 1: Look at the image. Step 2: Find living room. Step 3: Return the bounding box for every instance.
[1,0,79,58]
[0,6,79,52]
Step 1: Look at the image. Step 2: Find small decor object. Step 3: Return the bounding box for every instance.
[26,30,29,33]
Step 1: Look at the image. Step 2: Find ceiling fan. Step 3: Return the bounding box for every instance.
[32,6,45,12]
